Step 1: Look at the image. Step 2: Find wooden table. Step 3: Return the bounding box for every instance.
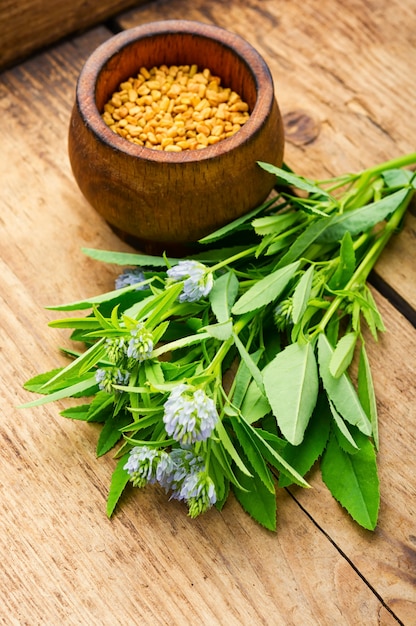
[1,1,415,624]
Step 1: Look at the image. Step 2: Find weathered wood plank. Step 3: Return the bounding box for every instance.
[118,0,416,311]
[0,27,399,625]
[0,0,152,71]
[290,292,416,625]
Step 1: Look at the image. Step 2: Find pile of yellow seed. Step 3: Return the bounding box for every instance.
[101,64,250,151]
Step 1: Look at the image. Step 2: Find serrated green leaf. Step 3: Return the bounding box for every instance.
[329,332,358,378]
[19,376,97,408]
[60,404,91,421]
[292,266,314,324]
[318,333,372,436]
[232,261,300,315]
[252,212,299,236]
[321,432,379,530]
[278,392,331,487]
[23,368,63,392]
[358,343,379,450]
[263,342,319,445]
[97,413,130,457]
[232,453,277,531]
[106,454,130,517]
[258,162,332,198]
[316,188,410,243]
[209,271,239,323]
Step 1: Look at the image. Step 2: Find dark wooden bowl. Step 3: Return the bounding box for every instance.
[68,20,284,254]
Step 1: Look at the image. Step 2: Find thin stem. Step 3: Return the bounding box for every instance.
[311,188,414,336]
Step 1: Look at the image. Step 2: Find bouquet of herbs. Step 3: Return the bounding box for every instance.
[22,153,415,531]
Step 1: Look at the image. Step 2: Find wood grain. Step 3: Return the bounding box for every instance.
[0,0,151,71]
[0,30,394,624]
[1,1,416,624]
[119,0,416,311]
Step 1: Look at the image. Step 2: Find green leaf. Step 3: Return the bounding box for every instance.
[263,342,319,445]
[328,231,356,290]
[232,453,277,531]
[230,415,275,492]
[247,426,309,487]
[215,420,252,477]
[232,333,264,394]
[358,343,379,450]
[19,376,97,408]
[318,333,372,436]
[60,404,91,421]
[199,196,277,243]
[258,162,332,198]
[232,261,300,315]
[82,247,176,267]
[292,265,314,324]
[278,392,331,487]
[316,188,410,243]
[209,271,239,323]
[252,212,299,236]
[97,413,130,457]
[328,399,360,453]
[329,332,358,378]
[321,432,380,530]
[276,219,332,268]
[240,378,271,424]
[231,348,263,409]
[23,368,63,392]
[203,320,233,340]
[106,454,130,517]
[37,339,105,394]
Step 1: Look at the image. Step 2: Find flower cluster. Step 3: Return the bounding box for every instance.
[103,323,154,365]
[95,367,130,393]
[163,384,219,445]
[115,267,146,290]
[124,445,217,517]
[167,260,213,303]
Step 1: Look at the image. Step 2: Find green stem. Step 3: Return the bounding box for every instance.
[311,188,414,336]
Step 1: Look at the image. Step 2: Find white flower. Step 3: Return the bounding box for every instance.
[181,472,217,518]
[115,268,146,290]
[95,367,130,393]
[167,260,214,303]
[163,384,218,444]
[124,446,171,488]
[127,323,153,362]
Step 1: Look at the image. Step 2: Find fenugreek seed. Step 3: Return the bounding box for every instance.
[164,144,182,152]
[137,84,150,96]
[103,64,250,151]
[196,123,210,136]
[161,137,174,148]
[211,124,224,137]
[111,95,122,108]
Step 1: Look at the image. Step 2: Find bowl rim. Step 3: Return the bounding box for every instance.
[75,19,277,163]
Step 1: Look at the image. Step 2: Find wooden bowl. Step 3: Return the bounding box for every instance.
[68,20,284,254]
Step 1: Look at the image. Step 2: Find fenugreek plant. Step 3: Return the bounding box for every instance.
[22,153,416,530]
